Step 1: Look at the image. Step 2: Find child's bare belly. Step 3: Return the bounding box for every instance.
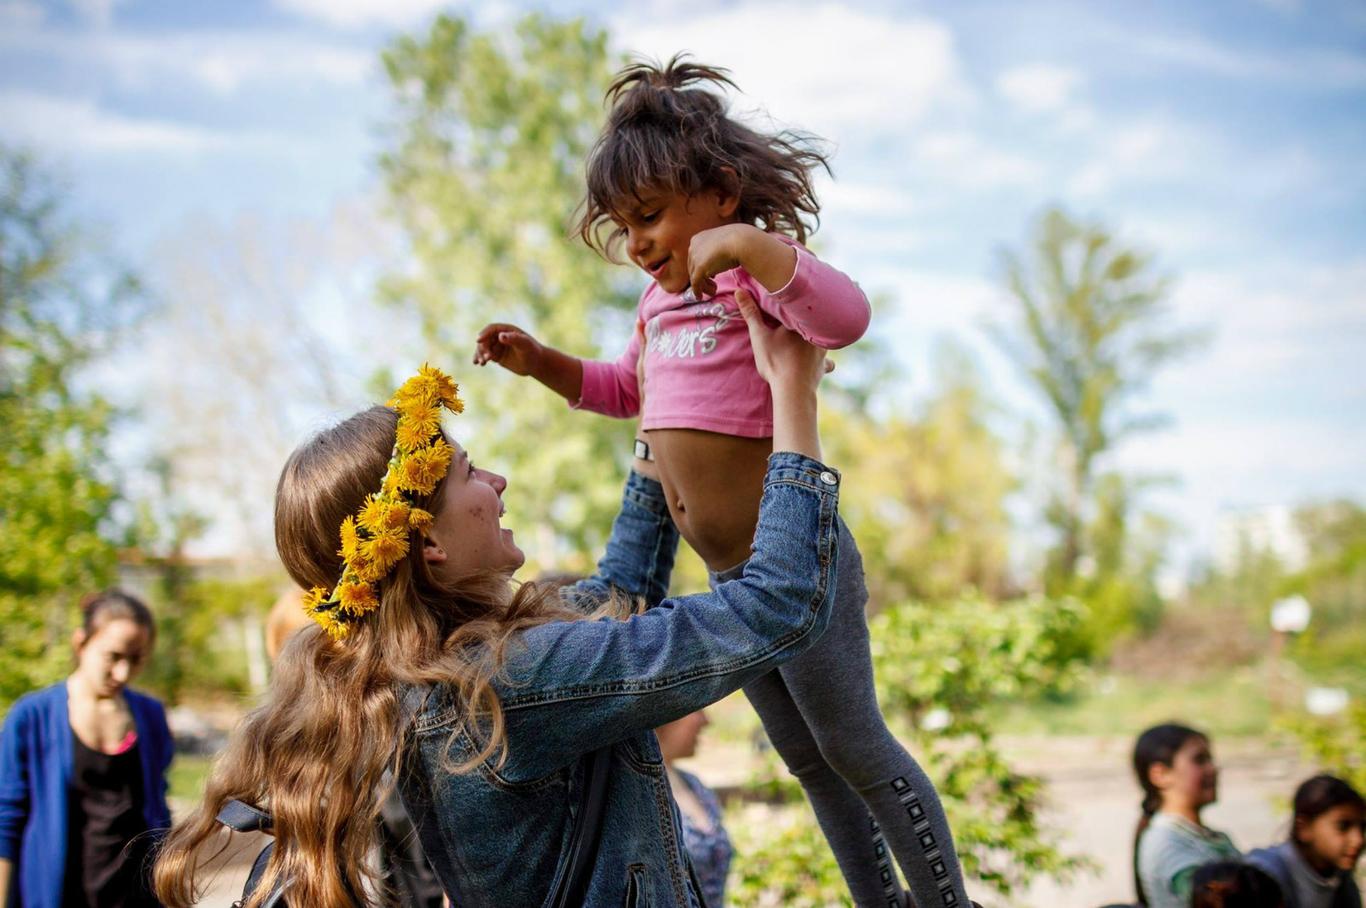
[646,428,771,571]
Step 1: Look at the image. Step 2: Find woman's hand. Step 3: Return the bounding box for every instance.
[734,289,831,395]
[734,288,828,460]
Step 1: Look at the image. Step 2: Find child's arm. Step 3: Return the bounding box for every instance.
[688,224,871,350]
[473,322,642,419]
[473,322,585,403]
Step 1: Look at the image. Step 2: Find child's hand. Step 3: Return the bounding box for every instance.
[688,224,799,299]
[687,224,750,299]
[473,323,543,376]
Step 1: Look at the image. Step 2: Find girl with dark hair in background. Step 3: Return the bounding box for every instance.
[1132,723,1240,908]
[0,590,173,908]
[1247,774,1364,908]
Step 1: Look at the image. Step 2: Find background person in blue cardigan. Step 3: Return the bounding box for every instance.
[0,590,173,908]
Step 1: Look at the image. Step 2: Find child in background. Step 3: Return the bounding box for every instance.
[1247,774,1364,908]
[1190,862,1286,908]
[475,56,971,908]
[0,590,172,908]
[656,710,732,908]
[1132,723,1240,908]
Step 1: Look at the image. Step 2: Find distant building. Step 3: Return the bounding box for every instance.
[1213,505,1309,575]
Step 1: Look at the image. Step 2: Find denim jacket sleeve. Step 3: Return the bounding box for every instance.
[493,452,840,780]
[559,469,680,613]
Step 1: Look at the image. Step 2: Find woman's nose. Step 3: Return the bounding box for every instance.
[111,661,131,684]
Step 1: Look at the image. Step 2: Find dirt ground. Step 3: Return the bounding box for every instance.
[185,734,1317,908]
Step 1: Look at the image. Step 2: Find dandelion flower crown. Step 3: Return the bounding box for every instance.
[302,364,464,640]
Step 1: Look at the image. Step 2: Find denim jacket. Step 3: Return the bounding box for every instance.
[398,451,841,907]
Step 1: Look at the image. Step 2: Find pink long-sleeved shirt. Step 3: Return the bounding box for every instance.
[573,237,870,438]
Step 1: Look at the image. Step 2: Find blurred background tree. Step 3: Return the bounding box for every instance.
[993,206,1205,653]
[378,13,636,574]
[0,147,146,707]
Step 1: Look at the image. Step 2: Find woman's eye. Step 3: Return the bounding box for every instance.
[641,211,659,223]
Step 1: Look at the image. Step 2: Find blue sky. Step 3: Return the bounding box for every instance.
[2,0,1364,574]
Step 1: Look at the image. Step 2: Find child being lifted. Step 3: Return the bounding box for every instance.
[475,56,973,908]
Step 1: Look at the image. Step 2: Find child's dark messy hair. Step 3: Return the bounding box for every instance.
[576,54,831,260]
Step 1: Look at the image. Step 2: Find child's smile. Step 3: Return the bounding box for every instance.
[615,189,734,295]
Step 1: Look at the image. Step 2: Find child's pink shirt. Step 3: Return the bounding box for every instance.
[574,237,870,437]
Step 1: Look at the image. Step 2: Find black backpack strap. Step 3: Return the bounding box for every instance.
[217,798,274,833]
[548,746,612,908]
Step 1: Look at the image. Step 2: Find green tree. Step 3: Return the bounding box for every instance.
[0,148,144,706]
[379,13,635,572]
[994,207,1202,637]
[823,348,1016,606]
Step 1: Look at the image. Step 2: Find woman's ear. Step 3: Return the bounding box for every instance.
[71,627,87,653]
[422,536,447,565]
[715,167,741,219]
[1291,815,1309,845]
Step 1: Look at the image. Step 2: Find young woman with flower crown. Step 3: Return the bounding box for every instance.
[153,292,839,906]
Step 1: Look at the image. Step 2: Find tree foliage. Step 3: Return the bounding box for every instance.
[994,206,1202,647]
[379,13,637,571]
[823,349,1016,606]
[0,148,143,706]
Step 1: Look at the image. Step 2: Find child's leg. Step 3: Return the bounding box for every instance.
[742,669,903,907]
[776,519,970,908]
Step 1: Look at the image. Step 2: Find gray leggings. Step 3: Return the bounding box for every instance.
[711,519,969,908]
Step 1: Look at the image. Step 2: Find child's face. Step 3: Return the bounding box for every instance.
[1297,804,1365,873]
[613,188,736,294]
[73,618,152,698]
[1153,736,1219,811]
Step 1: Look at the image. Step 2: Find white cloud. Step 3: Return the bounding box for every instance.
[0,90,273,154]
[1117,28,1366,89]
[819,177,916,218]
[913,129,1044,188]
[68,0,124,27]
[612,3,971,139]
[996,63,1083,114]
[0,27,375,96]
[272,0,451,29]
[0,0,43,27]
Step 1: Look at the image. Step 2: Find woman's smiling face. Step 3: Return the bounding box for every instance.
[422,441,523,578]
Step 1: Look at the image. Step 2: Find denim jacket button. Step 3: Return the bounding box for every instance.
[819,471,838,486]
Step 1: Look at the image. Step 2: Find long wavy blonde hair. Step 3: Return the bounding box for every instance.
[154,406,630,907]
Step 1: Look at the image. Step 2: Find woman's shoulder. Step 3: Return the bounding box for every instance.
[5,683,66,718]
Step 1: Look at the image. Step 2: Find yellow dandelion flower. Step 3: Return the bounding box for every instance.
[403,399,442,434]
[397,453,434,495]
[338,580,378,615]
[363,528,408,572]
[318,610,349,641]
[382,500,411,531]
[357,496,387,534]
[395,417,432,453]
[350,553,384,583]
[302,586,331,612]
[408,507,434,531]
[339,516,361,560]
[416,364,460,408]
